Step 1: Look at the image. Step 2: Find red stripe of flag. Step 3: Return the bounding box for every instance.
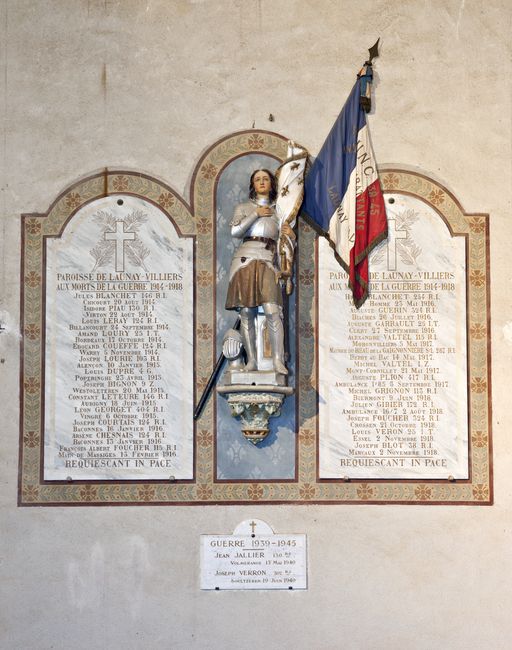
[350,178,387,307]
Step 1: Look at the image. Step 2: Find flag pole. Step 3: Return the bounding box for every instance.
[367,38,380,64]
[359,38,380,113]
[302,37,387,308]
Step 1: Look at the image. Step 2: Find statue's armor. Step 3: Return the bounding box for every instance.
[225,198,287,375]
[228,201,280,280]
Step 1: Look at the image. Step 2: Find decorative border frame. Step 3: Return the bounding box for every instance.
[18,134,492,505]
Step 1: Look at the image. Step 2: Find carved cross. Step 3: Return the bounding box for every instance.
[104,221,136,272]
[249,521,257,534]
[386,217,407,271]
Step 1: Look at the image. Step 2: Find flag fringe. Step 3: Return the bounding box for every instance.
[353,227,388,266]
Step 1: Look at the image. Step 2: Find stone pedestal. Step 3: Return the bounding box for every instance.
[217,384,293,445]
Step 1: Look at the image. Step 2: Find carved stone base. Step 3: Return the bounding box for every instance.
[217,386,293,445]
[227,392,283,444]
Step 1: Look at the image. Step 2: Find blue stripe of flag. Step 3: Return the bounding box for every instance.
[303,77,367,232]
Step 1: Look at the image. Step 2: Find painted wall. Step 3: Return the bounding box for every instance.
[1,1,511,648]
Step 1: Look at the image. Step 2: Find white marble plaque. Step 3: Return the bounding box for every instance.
[201,520,307,590]
[44,195,194,480]
[318,193,468,479]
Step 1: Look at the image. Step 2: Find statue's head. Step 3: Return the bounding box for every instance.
[249,169,277,202]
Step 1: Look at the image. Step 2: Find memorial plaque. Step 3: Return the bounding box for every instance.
[43,195,194,480]
[201,520,307,590]
[318,191,468,479]
[18,144,491,505]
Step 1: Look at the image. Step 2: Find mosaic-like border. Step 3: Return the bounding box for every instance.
[18,136,492,505]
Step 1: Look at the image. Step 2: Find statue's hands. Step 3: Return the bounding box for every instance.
[280,222,295,238]
[256,206,273,218]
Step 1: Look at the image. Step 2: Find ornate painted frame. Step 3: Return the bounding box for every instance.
[18,132,492,505]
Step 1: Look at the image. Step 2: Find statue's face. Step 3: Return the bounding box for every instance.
[252,171,271,196]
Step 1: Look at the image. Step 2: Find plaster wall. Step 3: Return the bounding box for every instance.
[1,1,511,648]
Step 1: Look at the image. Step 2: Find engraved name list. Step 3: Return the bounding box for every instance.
[318,194,469,480]
[44,196,194,480]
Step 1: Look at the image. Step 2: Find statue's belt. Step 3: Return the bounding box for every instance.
[242,236,276,251]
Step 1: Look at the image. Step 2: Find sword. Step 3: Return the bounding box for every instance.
[193,316,240,420]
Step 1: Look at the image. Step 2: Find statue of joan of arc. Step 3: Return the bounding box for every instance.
[224,142,307,376]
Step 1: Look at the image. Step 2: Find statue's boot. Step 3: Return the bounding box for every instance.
[264,303,288,375]
[240,308,258,371]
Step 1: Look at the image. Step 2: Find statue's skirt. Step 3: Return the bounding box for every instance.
[225,260,282,309]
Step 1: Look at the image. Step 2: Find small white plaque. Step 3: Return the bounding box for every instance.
[200,520,307,590]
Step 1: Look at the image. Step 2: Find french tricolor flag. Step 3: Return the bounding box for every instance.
[303,65,388,308]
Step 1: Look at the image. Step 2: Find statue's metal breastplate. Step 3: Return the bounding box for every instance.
[245,212,280,240]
